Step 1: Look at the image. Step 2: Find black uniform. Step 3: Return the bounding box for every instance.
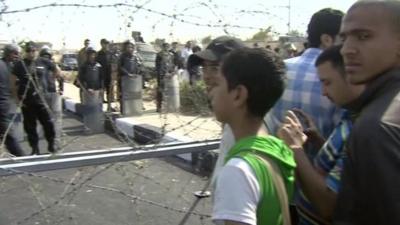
[12,58,56,154]
[118,52,142,112]
[170,49,183,69]
[0,59,24,156]
[96,49,112,96]
[78,62,103,91]
[155,50,175,111]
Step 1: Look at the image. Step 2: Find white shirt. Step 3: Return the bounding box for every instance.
[181,47,193,64]
[212,158,261,225]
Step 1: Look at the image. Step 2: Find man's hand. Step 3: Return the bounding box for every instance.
[292,108,326,150]
[278,110,307,150]
[87,89,95,95]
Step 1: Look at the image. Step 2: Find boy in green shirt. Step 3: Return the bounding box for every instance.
[211,47,296,225]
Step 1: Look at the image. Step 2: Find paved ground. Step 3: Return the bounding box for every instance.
[0,112,214,225]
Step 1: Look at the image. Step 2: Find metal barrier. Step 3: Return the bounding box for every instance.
[82,90,104,133]
[165,74,180,112]
[121,75,143,116]
[0,140,220,176]
[45,92,62,138]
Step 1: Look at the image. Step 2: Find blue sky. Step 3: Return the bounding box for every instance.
[0,0,355,49]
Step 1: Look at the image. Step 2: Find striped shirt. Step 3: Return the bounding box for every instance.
[265,48,342,139]
[297,111,352,225]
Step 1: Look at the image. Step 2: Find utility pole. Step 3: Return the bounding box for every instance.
[287,0,291,35]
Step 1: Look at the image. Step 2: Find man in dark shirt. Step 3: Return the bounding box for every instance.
[96,38,113,111]
[334,2,400,224]
[0,45,25,156]
[170,42,183,69]
[12,42,57,155]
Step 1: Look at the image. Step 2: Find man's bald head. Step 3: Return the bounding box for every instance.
[349,1,400,33]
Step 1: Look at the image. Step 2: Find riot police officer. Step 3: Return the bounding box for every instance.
[78,47,104,97]
[96,38,112,111]
[38,47,63,95]
[118,40,142,114]
[0,44,25,156]
[12,42,57,155]
[78,47,104,133]
[155,42,175,112]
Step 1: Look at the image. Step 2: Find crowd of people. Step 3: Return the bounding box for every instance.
[0,1,399,224]
[188,1,399,225]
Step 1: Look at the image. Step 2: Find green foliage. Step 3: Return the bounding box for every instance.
[201,35,212,46]
[249,27,272,41]
[287,30,303,37]
[179,81,211,116]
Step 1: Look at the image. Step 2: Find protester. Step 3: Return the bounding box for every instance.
[278,45,365,225]
[170,42,183,69]
[211,47,295,225]
[180,41,193,68]
[265,8,344,144]
[334,2,400,224]
[187,36,245,181]
[0,44,25,156]
[189,45,202,85]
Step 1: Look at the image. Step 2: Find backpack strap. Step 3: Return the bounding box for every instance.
[254,152,292,225]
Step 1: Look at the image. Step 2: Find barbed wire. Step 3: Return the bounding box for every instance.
[0,2,269,30]
[0,2,227,224]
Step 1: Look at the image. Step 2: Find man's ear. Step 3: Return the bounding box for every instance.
[233,85,248,108]
[320,34,334,49]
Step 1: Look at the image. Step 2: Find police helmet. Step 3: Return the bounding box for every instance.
[3,44,20,57]
[39,46,52,57]
[86,46,96,54]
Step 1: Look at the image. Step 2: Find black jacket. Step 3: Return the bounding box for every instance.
[334,69,400,225]
[118,52,141,77]
[12,58,56,102]
[78,62,103,90]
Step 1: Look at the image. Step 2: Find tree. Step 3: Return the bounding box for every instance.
[201,35,212,46]
[287,30,304,37]
[249,27,272,41]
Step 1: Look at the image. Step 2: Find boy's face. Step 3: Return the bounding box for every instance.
[202,60,220,93]
[318,61,365,106]
[208,69,235,123]
[340,5,400,84]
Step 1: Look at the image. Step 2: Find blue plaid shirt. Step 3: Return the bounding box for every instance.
[297,111,352,225]
[265,48,342,138]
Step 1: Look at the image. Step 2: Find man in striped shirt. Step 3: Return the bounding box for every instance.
[278,45,364,225]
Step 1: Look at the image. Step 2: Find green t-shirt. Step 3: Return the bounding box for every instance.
[225,135,296,225]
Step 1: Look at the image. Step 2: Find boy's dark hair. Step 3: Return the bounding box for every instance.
[307,8,344,48]
[315,45,345,76]
[221,47,286,118]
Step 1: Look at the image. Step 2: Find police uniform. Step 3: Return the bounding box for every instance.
[0,58,25,156]
[155,49,175,112]
[12,57,57,154]
[78,61,103,92]
[118,51,142,113]
[96,48,112,101]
